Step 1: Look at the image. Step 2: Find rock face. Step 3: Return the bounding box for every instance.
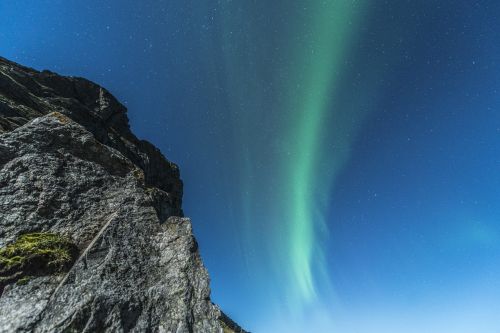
[0,57,247,333]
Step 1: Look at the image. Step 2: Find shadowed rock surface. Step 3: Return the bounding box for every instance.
[0,57,247,333]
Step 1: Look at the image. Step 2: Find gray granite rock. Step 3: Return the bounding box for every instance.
[0,57,247,333]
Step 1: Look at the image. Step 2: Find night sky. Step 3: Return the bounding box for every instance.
[2,1,500,332]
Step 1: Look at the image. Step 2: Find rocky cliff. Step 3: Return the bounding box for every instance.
[0,57,247,333]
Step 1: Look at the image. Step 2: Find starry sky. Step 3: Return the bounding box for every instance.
[2,1,500,332]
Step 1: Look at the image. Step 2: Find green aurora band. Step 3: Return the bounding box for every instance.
[213,0,370,310]
[285,1,367,303]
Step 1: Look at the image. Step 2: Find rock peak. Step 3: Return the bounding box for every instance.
[0,57,247,333]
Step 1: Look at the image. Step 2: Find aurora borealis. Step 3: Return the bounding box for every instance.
[215,0,371,307]
[3,1,500,332]
[282,1,365,304]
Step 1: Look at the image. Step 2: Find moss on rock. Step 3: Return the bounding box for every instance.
[15,276,32,286]
[0,233,78,294]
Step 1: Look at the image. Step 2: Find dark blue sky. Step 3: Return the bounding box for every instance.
[2,1,500,332]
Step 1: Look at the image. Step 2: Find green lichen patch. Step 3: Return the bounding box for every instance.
[0,233,78,293]
[16,276,31,286]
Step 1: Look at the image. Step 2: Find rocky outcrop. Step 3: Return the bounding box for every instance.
[0,57,247,333]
